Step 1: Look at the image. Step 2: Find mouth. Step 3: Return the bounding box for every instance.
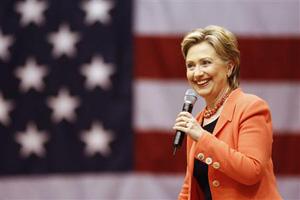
[195,79,210,87]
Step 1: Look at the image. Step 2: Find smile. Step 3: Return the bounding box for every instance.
[196,79,209,86]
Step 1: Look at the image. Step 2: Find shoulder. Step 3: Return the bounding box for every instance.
[233,88,269,110]
[232,88,272,121]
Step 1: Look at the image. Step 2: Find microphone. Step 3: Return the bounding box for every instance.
[173,89,198,155]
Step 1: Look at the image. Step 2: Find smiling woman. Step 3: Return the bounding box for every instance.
[173,25,282,200]
[185,42,232,113]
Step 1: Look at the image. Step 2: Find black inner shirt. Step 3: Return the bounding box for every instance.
[193,118,218,200]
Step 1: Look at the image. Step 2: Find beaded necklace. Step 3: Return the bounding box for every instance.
[203,89,231,119]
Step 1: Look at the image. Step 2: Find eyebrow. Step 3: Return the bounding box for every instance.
[186,57,212,63]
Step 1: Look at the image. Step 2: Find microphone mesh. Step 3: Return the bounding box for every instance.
[184,89,198,105]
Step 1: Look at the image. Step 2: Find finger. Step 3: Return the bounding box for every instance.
[174,121,187,127]
[175,116,190,123]
[174,120,193,130]
[186,121,193,129]
[172,125,188,132]
[177,111,193,118]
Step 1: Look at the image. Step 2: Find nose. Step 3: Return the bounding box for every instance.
[193,66,204,79]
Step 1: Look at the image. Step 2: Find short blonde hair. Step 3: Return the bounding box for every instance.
[181,25,240,89]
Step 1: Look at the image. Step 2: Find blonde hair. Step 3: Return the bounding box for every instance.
[181,25,240,89]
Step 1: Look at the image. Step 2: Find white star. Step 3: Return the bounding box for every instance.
[48,24,80,58]
[80,121,114,156]
[15,58,48,92]
[47,88,80,123]
[0,30,14,61]
[81,0,114,25]
[15,122,49,158]
[80,56,115,90]
[15,0,48,26]
[0,93,14,126]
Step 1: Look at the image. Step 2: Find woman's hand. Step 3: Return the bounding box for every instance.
[172,111,204,141]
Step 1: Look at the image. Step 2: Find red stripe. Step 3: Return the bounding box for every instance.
[272,134,300,175]
[134,36,185,80]
[134,36,300,80]
[134,131,186,173]
[134,131,300,175]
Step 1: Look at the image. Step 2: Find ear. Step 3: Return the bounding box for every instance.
[227,62,234,77]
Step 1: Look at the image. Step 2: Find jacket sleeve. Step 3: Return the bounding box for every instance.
[178,166,190,200]
[178,136,194,200]
[194,98,273,185]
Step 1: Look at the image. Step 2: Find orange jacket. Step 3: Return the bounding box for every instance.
[178,88,282,200]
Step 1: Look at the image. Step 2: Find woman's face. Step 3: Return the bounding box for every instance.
[185,41,232,104]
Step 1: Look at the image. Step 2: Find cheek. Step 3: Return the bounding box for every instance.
[208,67,225,80]
[186,71,193,81]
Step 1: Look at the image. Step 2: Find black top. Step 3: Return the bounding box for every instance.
[193,118,218,200]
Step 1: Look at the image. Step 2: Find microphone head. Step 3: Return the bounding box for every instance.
[184,89,198,105]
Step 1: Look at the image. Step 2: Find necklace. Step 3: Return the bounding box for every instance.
[203,90,231,119]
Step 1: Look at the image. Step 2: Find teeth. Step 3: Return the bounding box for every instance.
[196,80,208,85]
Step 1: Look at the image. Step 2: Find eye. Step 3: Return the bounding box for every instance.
[186,62,195,69]
[202,60,212,65]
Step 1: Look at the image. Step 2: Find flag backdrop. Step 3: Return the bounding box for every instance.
[0,0,300,199]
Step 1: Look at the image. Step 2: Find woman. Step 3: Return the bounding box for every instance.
[173,25,282,200]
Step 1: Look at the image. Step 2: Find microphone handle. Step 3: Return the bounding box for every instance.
[173,102,194,154]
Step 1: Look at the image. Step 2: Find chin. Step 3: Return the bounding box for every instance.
[192,85,211,98]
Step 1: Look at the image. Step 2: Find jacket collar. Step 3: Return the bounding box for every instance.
[199,88,242,136]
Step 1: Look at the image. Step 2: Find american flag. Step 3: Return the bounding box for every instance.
[0,0,300,199]
[0,0,132,175]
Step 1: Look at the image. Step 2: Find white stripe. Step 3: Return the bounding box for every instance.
[133,79,205,131]
[277,176,300,200]
[134,0,300,36]
[134,80,300,133]
[0,173,182,200]
[0,174,298,200]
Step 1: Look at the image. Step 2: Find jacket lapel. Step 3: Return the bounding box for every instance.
[189,88,242,167]
[212,88,241,136]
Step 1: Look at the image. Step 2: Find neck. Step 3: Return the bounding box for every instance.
[203,86,231,119]
[206,86,230,109]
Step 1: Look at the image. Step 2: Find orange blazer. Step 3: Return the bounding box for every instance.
[178,88,282,200]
